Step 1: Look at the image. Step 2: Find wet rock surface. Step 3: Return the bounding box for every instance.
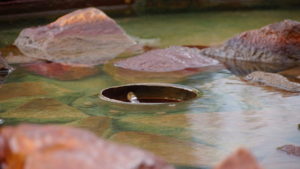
[0,98,88,123]
[0,124,174,169]
[21,62,101,81]
[202,20,300,64]
[114,46,220,72]
[0,81,71,101]
[214,148,263,169]
[110,131,217,166]
[243,71,300,92]
[14,8,136,66]
[67,116,112,137]
[277,145,300,157]
[0,55,13,83]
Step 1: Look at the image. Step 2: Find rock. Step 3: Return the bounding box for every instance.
[202,20,300,64]
[14,8,136,66]
[21,62,101,81]
[214,148,263,169]
[0,124,174,169]
[0,98,88,122]
[105,62,209,83]
[114,46,220,72]
[0,45,39,64]
[243,71,300,92]
[277,145,300,157]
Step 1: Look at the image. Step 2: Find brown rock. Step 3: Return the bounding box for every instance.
[0,45,39,64]
[21,62,101,81]
[0,124,174,169]
[114,46,220,72]
[214,148,263,169]
[202,20,300,64]
[14,8,136,66]
[277,144,300,157]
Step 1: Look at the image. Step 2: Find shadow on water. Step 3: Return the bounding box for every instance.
[218,58,298,77]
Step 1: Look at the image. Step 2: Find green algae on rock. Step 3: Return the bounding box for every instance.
[0,81,71,101]
[67,116,113,138]
[1,98,88,123]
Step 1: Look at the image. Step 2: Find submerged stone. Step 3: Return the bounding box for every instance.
[243,71,300,92]
[277,145,300,157]
[14,8,136,66]
[214,148,263,169]
[67,116,112,137]
[202,20,300,64]
[110,131,217,166]
[21,62,101,81]
[0,124,174,169]
[0,81,71,101]
[0,98,88,122]
[114,46,220,72]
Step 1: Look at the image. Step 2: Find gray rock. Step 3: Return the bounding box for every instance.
[202,20,300,64]
[14,8,136,66]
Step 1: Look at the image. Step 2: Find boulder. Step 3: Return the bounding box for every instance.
[114,46,220,72]
[14,8,136,66]
[0,124,174,169]
[214,148,263,169]
[202,20,300,64]
[277,144,300,157]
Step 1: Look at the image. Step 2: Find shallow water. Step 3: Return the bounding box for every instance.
[0,10,300,169]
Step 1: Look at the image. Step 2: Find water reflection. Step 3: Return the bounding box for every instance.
[219,59,296,76]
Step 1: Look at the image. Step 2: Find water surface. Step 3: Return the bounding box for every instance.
[0,10,300,169]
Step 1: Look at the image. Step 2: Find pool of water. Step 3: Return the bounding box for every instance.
[0,10,300,169]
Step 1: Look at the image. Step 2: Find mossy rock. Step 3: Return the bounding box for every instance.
[67,116,113,138]
[1,98,88,123]
[0,81,71,101]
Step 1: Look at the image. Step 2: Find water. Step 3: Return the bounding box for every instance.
[0,10,300,169]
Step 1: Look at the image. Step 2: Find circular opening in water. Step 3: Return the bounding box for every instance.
[99,83,199,104]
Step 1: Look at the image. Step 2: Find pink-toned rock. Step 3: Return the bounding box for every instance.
[0,124,174,169]
[277,144,300,157]
[214,148,263,169]
[202,20,300,64]
[14,8,136,66]
[21,62,101,81]
[115,46,220,72]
